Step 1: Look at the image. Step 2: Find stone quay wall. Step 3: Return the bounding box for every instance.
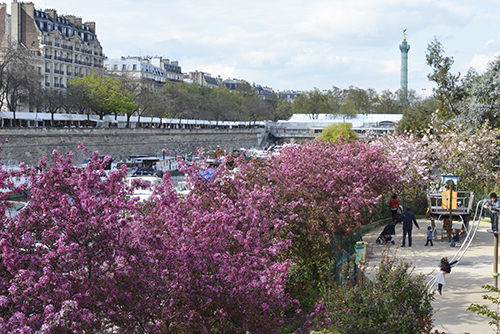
[0,128,267,166]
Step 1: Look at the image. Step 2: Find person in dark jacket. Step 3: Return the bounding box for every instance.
[396,206,420,247]
[486,192,500,232]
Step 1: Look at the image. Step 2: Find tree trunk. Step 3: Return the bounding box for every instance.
[126,113,131,128]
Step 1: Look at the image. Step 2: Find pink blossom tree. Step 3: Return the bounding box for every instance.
[375,120,500,193]
[0,139,402,333]
[0,147,295,333]
[228,141,396,312]
[0,150,165,333]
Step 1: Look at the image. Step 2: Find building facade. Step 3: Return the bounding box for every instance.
[222,78,245,90]
[0,2,105,91]
[186,71,219,88]
[255,84,274,100]
[105,56,182,91]
[277,90,301,103]
[148,57,182,82]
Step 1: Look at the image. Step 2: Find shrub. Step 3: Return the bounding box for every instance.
[316,256,434,333]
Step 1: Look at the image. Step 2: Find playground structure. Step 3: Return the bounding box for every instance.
[427,197,494,289]
[427,189,474,242]
[426,175,500,289]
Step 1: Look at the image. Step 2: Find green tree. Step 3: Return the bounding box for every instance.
[326,86,343,115]
[208,86,241,124]
[339,98,357,119]
[235,81,257,98]
[241,96,268,125]
[271,99,293,121]
[375,89,401,114]
[160,81,195,120]
[319,258,434,333]
[317,122,357,143]
[397,97,437,132]
[457,59,498,129]
[343,86,374,114]
[292,88,331,119]
[68,73,136,120]
[426,37,471,119]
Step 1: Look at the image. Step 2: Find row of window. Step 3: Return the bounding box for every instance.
[36,19,96,42]
[42,37,102,54]
[44,65,91,77]
[45,76,66,88]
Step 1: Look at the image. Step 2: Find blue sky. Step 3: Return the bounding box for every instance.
[28,0,500,96]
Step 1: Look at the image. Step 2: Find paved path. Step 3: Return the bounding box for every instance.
[363,218,497,334]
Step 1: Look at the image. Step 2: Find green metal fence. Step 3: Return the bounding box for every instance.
[330,230,363,284]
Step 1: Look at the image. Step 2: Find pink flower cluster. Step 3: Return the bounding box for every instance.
[0,140,396,333]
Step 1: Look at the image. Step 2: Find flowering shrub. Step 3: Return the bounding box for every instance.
[0,151,159,332]
[376,120,500,194]
[137,158,294,333]
[0,140,410,333]
[0,149,293,333]
[237,141,397,319]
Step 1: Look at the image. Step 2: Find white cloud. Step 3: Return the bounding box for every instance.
[30,0,497,92]
[469,53,500,72]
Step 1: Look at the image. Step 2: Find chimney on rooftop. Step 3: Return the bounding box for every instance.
[85,21,95,33]
[64,15,76,28]
[44,9,57,22]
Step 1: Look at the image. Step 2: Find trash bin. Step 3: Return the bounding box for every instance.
[358,241,368,262]
[354,242,366,264]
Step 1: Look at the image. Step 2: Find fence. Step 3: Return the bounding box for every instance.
[362,193,428,224]
[329,230,362,285]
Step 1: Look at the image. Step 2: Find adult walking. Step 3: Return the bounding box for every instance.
[396,206,420,247]
[389,193,400,222]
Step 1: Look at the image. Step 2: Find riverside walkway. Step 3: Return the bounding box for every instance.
[363,218,495,334]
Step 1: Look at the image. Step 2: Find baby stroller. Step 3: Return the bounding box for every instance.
[376,223,396,244]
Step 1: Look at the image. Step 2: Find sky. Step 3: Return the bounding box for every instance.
[24,0,500,96]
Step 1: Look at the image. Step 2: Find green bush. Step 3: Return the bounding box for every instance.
[314,257,434,333]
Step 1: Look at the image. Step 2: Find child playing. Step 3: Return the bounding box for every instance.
[487,192,500,232]
[425,226,433,246]
[436,257,459,295]
[450,228,463,247]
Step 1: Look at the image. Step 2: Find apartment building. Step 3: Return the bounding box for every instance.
[186,71,219,88]
[104,56,182,91]
[0,1,105,93]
